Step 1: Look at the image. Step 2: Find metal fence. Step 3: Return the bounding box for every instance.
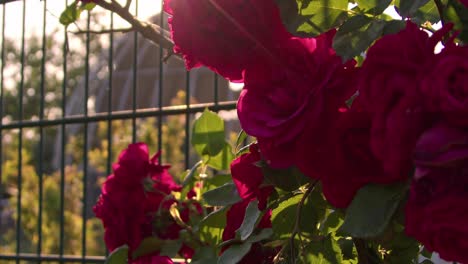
[0,0,238,263]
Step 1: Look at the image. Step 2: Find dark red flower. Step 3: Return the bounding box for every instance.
[164,0,290,82]
[420,43,468,128]
[230,144,273,208]
[222,200,273,264]
[406,122,468,264]
[460,0,468,8]
[94,143,183,256]
[238,30,356,170]
[357,22,447,180]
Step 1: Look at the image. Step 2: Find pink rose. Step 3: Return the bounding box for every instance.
[405,122,468,263]
[238,31,356,170]
[420,43,468,128]
[164,0,290,82]
[357,22,449,179]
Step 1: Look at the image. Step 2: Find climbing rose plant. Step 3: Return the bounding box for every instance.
[63,0,468,263]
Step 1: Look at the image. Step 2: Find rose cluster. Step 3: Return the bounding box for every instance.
[93,143,201,263]
[164,0,468,262]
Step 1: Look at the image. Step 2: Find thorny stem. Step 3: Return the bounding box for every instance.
[273,181,318,263]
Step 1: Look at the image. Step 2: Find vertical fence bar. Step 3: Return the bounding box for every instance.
[131,0,138,143]
[59,0,68,261]
[0,3,5,189]
[185,72,190,170]
[157,1,164,158]
[16,1,26,262]
[106,11,114,182]
[37,0,47,261]
[104,9,115,259]
[82,11,91,264]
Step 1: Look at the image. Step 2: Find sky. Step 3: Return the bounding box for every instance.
[0,0,163,39]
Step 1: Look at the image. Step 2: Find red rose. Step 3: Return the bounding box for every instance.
[230,144,272,207]
[94,143,183,255]
[164,0,290,82]
[315,100,388,208]
[238,31,356,169]
[222,199,273,264]
[460,0,468,8]
[94,175,148,251]
[357,22,447,179]
[405,122,468,264]
[420,43,468,128]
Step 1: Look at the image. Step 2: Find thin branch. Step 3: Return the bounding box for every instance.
[273,181,318,263]
[70,28,134,35]
[124,0,132,10]
[289,181,317,262]
[95,0,175,53]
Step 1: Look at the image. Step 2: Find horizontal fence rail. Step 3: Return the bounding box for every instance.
[0,0,238,263]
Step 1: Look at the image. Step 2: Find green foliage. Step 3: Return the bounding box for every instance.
[192,109,226,159]
[295,0,349,36]
[60,1,97,26]
[339,183,408,238]
[262,165,310,192]
[218,242,253,264]
[202,182,241,206]
[105,245,129,264]
[235,200,261,241]
[301,235,343,264]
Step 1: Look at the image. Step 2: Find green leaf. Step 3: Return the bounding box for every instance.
[132,237,163,259]
[59,2,82,26]
[105,245,128,264]
[202,182,241,206]
[296,0,348,36]
[339,183,407,238]
[236,200,261,241]
[234,130,248,154]
[262,166,310,192]
[246,228,274,243]
[385,232,420,264]
[445,0,468,42]
[194,205,224,244]
[192,109,226,159]
[398,0,430,18]
[206,143,234,170]
[301,235,343,264]
[82,2,96,11]
[271,194,302,239]
[320,211,344,235]
[218,242,252,264]
[190,247,218,264]
[356,0,392,15]
[159,239,182,258]
[333,15,387,61]
[198,206,228,229]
